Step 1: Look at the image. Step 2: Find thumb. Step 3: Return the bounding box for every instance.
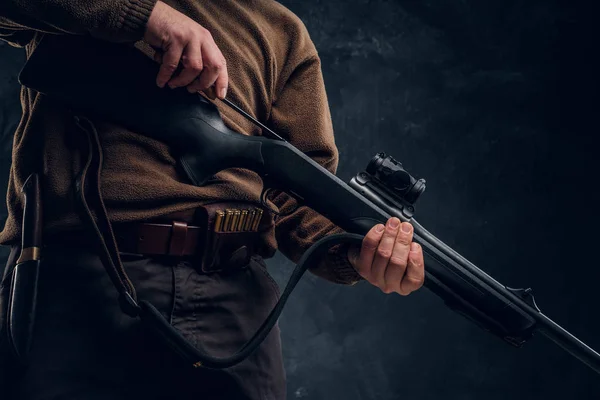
[347,245,360,267]
[203,86,217,100]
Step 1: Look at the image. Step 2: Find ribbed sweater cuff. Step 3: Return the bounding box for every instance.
[326,243,364,286]
[116,0,159,42]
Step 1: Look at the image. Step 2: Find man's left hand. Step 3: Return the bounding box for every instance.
[347,217,425,295]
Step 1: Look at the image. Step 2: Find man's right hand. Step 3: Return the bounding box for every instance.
[143,1,228,99]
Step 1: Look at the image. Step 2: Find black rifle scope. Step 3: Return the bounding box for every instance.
[366,153,426,205]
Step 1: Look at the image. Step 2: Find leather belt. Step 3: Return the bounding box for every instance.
[112,221,205,257]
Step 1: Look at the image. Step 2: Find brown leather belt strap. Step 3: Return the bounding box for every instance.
[113,221,205,257]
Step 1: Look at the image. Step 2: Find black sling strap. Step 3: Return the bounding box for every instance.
[73,116,139,315]
[73,114,364,369]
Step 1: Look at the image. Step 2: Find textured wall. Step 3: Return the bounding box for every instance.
[1,1,598,399]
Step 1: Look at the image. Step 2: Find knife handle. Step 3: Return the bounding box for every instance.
[17,173,42,264]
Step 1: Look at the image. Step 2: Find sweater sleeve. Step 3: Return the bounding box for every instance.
[0,0,158,45]
[267,52,364,286]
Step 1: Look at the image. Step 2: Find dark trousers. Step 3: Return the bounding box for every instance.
[1,244,286,400]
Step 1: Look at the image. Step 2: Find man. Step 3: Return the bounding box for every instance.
[0,1,425,399]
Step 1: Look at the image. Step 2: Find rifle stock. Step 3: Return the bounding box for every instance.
[18,34,600,374]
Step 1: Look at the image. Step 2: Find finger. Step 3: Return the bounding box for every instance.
[400,242,425,295]
[371,217,402,290]
[354,224,385,279]
[388,222,414,295]
[195,42,225,92]
[185,43,210,93]
[186,76,201,93]
[383,227,413,295]
[213,56,228,99]
[186,73,211,95]
[157,42,184,88]
[347,245,361,267]
[153,50,163,64]
[203,86,217,100]
[168,41,204,88]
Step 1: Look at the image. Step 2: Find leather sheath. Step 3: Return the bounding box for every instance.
[7,173,43,361]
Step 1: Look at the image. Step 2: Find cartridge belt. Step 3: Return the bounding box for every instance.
[112,221,204,257]
[111,202,272,272]
[112,204,266,257]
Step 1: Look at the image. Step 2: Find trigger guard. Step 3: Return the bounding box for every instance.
[259,186,302,218]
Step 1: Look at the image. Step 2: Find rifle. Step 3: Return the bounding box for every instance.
[17,34,600,374]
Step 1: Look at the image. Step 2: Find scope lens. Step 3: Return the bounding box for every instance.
[389,170,412,191]
[405,179,426,203]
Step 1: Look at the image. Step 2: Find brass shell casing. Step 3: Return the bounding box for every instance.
[251,209,263,231]
[223,209,235,232]
[239,210,249,231]
[245,210,256,231]
[230,209,241,232]
[214,210,225,232]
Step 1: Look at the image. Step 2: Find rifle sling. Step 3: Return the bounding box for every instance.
[73,114,365,369]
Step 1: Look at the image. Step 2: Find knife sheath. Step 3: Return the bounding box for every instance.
[7,173,43,360]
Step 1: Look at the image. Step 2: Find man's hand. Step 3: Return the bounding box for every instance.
[143,1,228,99]
[348,217,425,295]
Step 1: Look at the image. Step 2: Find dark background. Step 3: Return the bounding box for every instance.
[1,0,598,399]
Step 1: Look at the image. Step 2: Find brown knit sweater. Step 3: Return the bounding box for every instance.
[0,0,362,285]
